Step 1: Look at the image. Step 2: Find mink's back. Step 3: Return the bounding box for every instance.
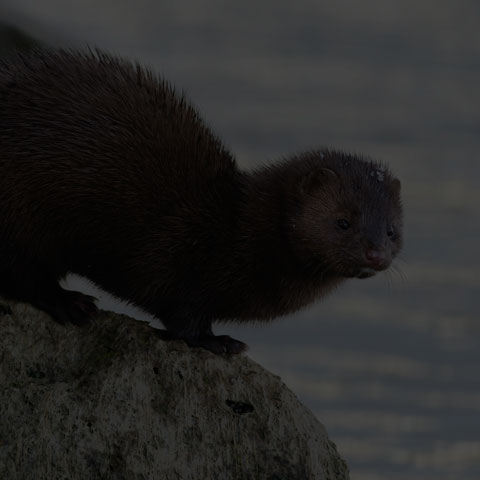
[0,49,240,250]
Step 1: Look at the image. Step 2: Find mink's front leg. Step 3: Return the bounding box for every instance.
[161,310,247,354]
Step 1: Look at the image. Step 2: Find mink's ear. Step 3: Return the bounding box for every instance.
[300,168,338,194]
[391,178,401,195]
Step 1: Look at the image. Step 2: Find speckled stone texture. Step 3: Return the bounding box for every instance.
[0,299,349,480]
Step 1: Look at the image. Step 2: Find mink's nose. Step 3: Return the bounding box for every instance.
[365,248,389,270]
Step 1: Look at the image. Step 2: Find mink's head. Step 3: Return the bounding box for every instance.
[289,150,403,279]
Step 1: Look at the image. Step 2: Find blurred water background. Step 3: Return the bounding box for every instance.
[1,1,479,479]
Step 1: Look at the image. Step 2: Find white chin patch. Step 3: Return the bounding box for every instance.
[357,268,377,279]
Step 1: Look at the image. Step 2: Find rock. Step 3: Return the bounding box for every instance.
[0,299,350,480]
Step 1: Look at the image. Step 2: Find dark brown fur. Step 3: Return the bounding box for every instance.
[0,49,403,353]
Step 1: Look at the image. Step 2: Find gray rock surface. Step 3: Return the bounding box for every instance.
[0,299,349,480]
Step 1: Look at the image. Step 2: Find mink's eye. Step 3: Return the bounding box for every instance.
[337,219,350,230]
[387,225,395,238]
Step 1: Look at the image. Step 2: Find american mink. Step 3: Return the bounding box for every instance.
[0,49,403,354]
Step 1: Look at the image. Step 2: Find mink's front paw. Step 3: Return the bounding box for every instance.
[179,333,248,354]
[212,335,248,354]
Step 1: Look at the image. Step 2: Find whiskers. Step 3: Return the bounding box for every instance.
[384,260,408,288]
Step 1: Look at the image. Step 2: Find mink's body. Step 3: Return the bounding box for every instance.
[0,50,403,353]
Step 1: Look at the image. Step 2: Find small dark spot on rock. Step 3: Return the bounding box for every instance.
[26,366,46,379]
[225,399,254,414]
[177,370,183,380]
[153,367,159,375]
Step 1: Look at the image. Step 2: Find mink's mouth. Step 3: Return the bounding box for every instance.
[356,268,377,279]
[340,267,377,279]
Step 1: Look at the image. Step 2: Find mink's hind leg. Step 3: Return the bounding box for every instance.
[161,311,247,354]
[0,304,12,315]
[0,259,98,325]
[36,287,98,326]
